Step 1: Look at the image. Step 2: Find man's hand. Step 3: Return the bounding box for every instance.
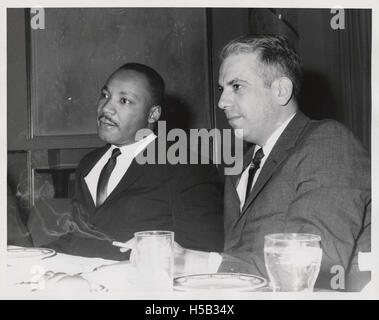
[113,239,211,276]
[112,238,136,265]
[175,246,212,276]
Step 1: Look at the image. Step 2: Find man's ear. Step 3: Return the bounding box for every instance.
[271,77,293,106]
[148,105,161,123]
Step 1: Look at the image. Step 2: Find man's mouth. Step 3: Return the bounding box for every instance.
[98,116,118,127]
[226,114,242,125]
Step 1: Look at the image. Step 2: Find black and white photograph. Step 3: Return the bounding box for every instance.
[1,0,377,301]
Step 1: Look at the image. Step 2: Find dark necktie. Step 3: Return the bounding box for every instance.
[96,148,121,207]
[245,147,264,202]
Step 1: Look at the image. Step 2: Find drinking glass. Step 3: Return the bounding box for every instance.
[134,230,174,291]
[264,233,322,292]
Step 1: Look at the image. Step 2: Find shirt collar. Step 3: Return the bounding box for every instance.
[110,132,157,156]
[258,112,296,157]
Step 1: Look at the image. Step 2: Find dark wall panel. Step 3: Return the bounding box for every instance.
[30,8,211,137]
[7,9,29,149]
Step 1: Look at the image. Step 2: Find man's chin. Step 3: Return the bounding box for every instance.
[98,132,134,146]
[98,130,118,144]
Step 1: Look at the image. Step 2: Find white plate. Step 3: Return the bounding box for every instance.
[7,247,56,260]
[174,273,267,292]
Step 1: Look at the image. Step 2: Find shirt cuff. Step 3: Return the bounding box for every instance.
[208,252,223,273]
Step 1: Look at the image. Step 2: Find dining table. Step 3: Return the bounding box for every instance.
[5,245,271,297]
[6,246,131,296]
[5,246,370,298]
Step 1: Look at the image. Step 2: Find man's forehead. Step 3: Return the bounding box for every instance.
[219,53,261,83]
[105,69,152,98]
[108,69,149,85]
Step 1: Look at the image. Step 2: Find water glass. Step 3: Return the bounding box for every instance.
[134,230,174,291]
[264,233,322,292]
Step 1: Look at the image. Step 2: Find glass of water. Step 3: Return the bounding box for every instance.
[134,230,174,291]
[264,233,322,292]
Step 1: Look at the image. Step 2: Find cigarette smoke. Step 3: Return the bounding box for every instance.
[13,173,114,243]
[32,199,114,242]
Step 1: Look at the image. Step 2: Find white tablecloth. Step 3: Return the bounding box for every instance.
[6,246,141,296]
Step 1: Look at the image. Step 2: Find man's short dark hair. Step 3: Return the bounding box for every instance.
[114,62,165,106]
[220,35,302,98]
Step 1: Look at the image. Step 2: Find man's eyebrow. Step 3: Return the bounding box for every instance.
[101,86,108,91]
[119,90,139,100]
[226,78,248,86]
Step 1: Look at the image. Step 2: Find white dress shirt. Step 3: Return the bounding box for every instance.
[84,133,157,205]
[208,112,296,272]
[236,113,296,210]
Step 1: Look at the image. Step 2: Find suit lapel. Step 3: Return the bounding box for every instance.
[102,158,145,206]
[223,145,255,231]
[82,145,111,177]
[228,143,256,199]
[78,145,111,209]
[98,139,157,207]
[240,112,310,215]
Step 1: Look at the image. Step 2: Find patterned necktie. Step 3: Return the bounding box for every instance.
[96,148,121,207]
[245,147,265,202]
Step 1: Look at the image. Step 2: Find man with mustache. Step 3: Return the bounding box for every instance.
[48,63,224,260]
[175,35,370,291]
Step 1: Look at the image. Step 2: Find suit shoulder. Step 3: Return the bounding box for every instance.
[77,146,108,171]
[308,119,352,137]
[302,119,366,150]
[294,118,370,171]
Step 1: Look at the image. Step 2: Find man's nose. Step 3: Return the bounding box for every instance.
[217,91,231,110]
[100,98,116,114]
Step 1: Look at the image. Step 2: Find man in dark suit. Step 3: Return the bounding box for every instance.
[176,35,370,291]
[49,63,224,260]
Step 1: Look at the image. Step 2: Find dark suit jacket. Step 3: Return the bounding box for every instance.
[219,112,371,291]
[49,139,224,260]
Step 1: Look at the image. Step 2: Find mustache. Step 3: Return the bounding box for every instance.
[98,114,118,126]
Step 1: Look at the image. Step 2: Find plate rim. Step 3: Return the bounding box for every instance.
[173,272,268,292]
[7,247,56,259]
